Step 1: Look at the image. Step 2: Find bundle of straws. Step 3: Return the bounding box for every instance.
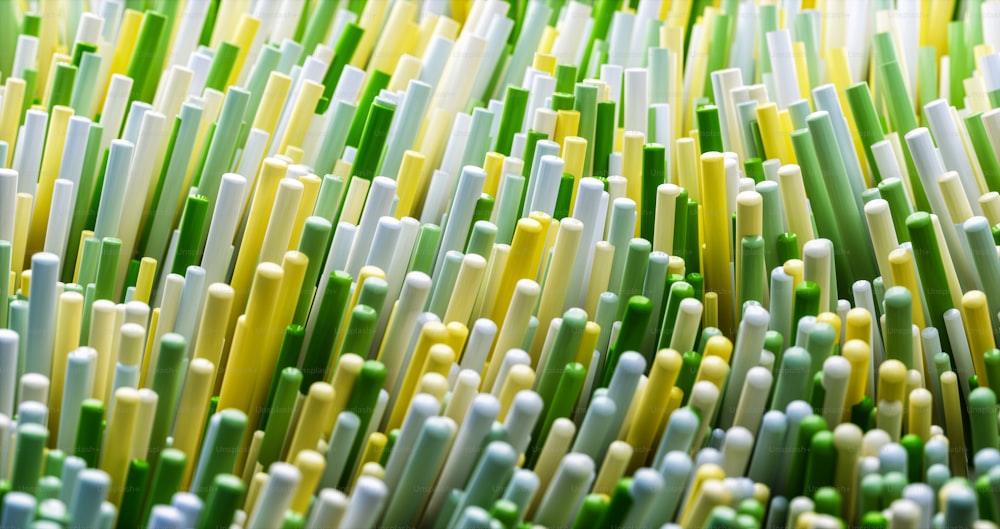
[2,0,1000,527]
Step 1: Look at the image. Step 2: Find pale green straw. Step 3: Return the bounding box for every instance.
[142,103,204,267]
[314,100,357,179]
[312,175,346,224]
[195,87,251,231]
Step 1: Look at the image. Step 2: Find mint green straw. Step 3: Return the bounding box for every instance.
[0,241,9,327]
[407,224,442,276]
[239,45,280,145]
[574,83,598,178]
[970,388,999,454]
[314,101,358,179]
[740,236,766,308]
[11,423,47,495]
[874,52,929,211]
[884,287,914,369]
[494,173,525,245]
[756,5,778,75]
[790,130,851,297]
[258,368,302,468]
[62,123,103,281]
[465,221,497,260]
[806,111,877,281]
[299,0,339,65]
[194,87,249,218]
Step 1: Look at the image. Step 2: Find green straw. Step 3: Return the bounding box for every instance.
[147,334,187,468]
[917,47,939,121]
[125,11,166,104]
[74,399,104,468]
[685,202,701,275]
[845,83,886,184]
[340,360,386,489]
[641,144,666,242]
[171,195,209,276]
[300,271,351,388]
[203,41,240,94]
[906,212,954,352]
[48,63,77,111]
[258,368,302,468]
[292,219,333,325]
[965,112,1000,193]
[0,0,16,78]
[697,105,723,153]
[802,431,836,495]
[947,22,966,107]
[335,304,378,364]
[494,87,529,157]
[345,70,391,149]
[94,237,121,301]
[601,296,652,387]
[317,24,365,114]
[196,474,245,529]
[593,101,616,179]
[350,101,395,182]
[192,410,247,499]
[260,326,304,428]
[876,178,912,243]
[116,459,149,529]
[665,186,686,257]
[141,448,186,525]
